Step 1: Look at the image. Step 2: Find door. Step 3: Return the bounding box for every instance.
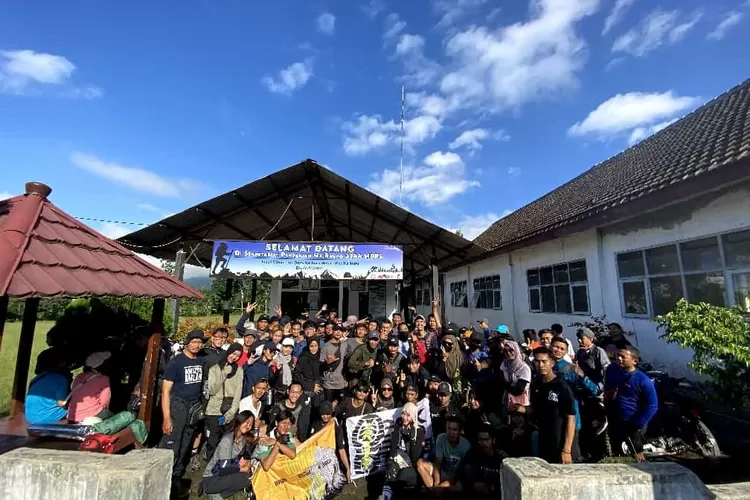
[358,293,369,318]
[281,292,308,319]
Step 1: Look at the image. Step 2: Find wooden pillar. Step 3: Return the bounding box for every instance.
[249,279,258,321]
[10,298,39,417]
[170,249,186,335]
[222,278,234,325]
[0,295,8,356]
[138,298,165,429]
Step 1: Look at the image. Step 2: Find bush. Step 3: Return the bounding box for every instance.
[654,299,750,409]
[175,317,238,344]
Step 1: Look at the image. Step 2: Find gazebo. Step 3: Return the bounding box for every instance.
[0,182,202,451]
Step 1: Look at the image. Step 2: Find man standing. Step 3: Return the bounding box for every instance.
[267,382,312,440]
[477,318,491,340]
[605,346,658,463]
[202,327,228,368]
[514,347,578,464]
[160,330,206,486]
[575,328,610,389]
[320,325,347,404]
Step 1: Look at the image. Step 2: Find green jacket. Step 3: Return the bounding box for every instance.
[347,344,378,383]
[205,363,243,420]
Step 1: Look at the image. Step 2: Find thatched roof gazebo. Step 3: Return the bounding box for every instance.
[0,182,202,449]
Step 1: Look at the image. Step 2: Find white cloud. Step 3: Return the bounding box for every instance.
[452,210,512,239]
[383,13,406,41]
[70,151,203,197]
[433,0,489,28]
[341,113,442,155]
[568,91,700,139]
[316,13,336,35]
[449,128,508,151]
[0,191,14,200]
[707,11,744,40]
[437,0,600,113]
[627,118,677,145]
[362,0,386,19]
[507,166,521,178]
[261,59,313,96]
[367,150,479,206]
[136,203,163,212]
[602,0,635,35]
[0,49,101,98]
[612,9,702,57]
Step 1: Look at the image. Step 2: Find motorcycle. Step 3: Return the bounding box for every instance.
[619,365,721,459]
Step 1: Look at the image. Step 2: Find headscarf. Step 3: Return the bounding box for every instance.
[221,342,243,377]
[501,340,530,383]
[277,349,294,387]
[442,334,464,383]
[401,402,419,440]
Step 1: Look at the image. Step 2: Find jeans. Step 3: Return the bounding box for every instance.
[159,397,197,477]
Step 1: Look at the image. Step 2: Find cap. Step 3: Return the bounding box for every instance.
[477,317,489,325]
[281,337,295,347]
[186,330,207,343]
[496,324,510,334]
[469,331,484,344]
[380,378,394,390]
[263,340,279,352]
[85,351,111,369]
[319,400,333,415]
[437,382,452,395]
[367,331,380,341]
[257,315,270,322]
[316,319,327,327]
[428,374,441,383]
[343,315,359,327]
[577,327,595,339]
[414,314,426,321]
[243,328,258,338]
[444,321,459,335]
[386,335,400,346]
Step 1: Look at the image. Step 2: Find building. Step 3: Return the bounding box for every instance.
[438,79,750,374]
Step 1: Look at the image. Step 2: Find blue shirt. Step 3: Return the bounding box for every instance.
[293,340,307,359]
[605,364,659,429]
[25,371,69,424]
[552,359,601,431]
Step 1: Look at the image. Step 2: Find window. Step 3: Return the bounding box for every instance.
[416,289,423,306]
[527,260,588,314]
[473,275,502,310]
[450,281,468,308]
[423,288,432,305]
[616,228,750,317]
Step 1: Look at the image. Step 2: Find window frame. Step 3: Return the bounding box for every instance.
[615,227,750,318]
[526,260,589,315]
[472,274,503,310]
[450,280,469,308]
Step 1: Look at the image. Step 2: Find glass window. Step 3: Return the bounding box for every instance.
[527,269,539,287]
[529,288,541,311]
[622,281,648,315]
[732,273,750,313]
[416,289,422,305]
[649,276,684,316]
[680,237,721,272]
[540,266,554,285]
[723,229,750,268]
[450,281,468,308]
[646,245,680,274]
[569,260,588,282]
[527,260,589,315]
[617,251,645,278]
[473,274,502,310]
[684,273,726,307]
[572,285,589,313]
[553,264,569,284]
[541,286,556,313]
[555,284,572,314]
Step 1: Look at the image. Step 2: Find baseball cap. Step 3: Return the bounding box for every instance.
[257,314,270,322]
[243,328,258,338]
[367,331,380,341]
[281,337,295,347]
[428,374,441,383]
[577,327,595,339]
[343,315,359,327]
[319,400,333,415]
[437,382,452,395]
[186,330,207,343]
[414,314,426,321]
[477,317,489,325]
[444,322,459,335]
[263,340,279,352]
[387,335,400,346]
[496,324,510,334]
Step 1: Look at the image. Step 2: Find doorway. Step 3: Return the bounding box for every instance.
[358,293,369,318]
[319,288,339,313]
[281,292,308,319]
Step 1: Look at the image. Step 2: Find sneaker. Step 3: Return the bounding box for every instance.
[188,452,202,472]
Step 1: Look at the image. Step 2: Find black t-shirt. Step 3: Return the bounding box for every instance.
[163,353,204,402]
[530,376,578,463]
[310,419,346,450]
[458,448,505,493]
[430,400,460,437]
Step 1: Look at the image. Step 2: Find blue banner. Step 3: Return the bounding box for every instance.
[210,241,403,280]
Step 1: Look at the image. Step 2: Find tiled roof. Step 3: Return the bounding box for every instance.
[474,79,750,252]
[0,183,203,299]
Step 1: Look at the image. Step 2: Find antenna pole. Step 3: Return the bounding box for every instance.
[399,85,405,206]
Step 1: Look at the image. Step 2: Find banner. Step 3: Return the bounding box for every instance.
[345,398,432,480]
[252,422,345,500]
[210,240,403,280]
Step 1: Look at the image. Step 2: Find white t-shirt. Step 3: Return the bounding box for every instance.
[238,395,263,420]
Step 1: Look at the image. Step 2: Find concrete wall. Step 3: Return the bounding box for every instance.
[442,184,750,374]
[0,448,173,500]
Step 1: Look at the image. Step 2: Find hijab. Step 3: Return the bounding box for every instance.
[401,402,419,441]
[442,334,464,382]
[221,342,243,377]
[501,340,530,383]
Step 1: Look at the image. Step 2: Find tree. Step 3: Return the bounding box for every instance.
[454,229,464,238]
[654,299,750,409]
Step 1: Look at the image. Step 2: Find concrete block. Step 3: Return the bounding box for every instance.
[707,482,750,500]
[501,457,713,500]
[0,447,173,500]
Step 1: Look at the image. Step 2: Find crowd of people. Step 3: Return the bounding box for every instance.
[25,299,660,500]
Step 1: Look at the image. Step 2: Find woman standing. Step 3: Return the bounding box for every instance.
[205,343,244,462]
[380,403,425,500]
[501,341,532,417]
[293,337,322,396]
[429,335,465,393]
[199,411,258,499]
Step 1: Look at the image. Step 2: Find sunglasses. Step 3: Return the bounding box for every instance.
[442,342,454,348]
[381,387,393,392]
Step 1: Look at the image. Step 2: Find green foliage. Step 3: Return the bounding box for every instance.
[654,299,750,409]
[568,315,610,340]
[7,298,69,321]
[454,229,464,238]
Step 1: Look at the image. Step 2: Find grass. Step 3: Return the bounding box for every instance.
[0,321,55,418]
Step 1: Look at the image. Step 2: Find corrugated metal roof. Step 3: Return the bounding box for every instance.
[0,183,203,299]
[120,160,486,275]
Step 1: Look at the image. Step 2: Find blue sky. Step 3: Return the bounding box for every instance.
[2,0,749,277]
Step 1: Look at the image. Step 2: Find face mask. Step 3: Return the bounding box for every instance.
[442,343,454,352]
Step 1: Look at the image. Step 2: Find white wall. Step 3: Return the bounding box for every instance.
[599,184,750,375]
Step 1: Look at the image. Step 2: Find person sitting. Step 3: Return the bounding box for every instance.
[379,403,425,500]
[67,351,113,424]
[252,411,298,471]
[455,424,507,498]
[416,415,471,493]
[199,411,258,499]
[25,348,71,425]
[308,400,351,482]
[498,411,539,458]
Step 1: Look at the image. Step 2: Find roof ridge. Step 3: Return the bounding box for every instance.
[0,192,47,296]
